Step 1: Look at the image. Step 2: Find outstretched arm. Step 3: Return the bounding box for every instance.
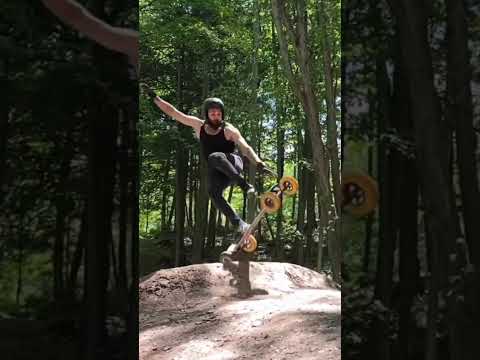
[226,126,264,166]
[143,85,203,130]
[41,0,138,67]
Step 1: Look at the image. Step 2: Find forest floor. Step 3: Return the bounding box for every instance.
[139,262,340,360]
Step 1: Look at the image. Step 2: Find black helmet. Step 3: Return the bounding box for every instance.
[203,97,225,127]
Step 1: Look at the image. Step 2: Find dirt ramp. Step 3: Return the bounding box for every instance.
[139,262,340,360]
[140,262,333,310]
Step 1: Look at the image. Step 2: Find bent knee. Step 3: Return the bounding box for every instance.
[208,152,226,165]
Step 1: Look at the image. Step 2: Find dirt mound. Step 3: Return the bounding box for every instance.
[140,262,333,309]
[140,262,340,360]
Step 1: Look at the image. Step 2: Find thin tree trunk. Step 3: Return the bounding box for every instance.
[291,164,297,220]
[167,194,175,231]
[275,98,286,261]
[174,145,187,267]
[446,0,480,268]
[196,60,210,247]
[305,178,316,266]
[54,135,74,302]
[174,50,187,267]
[272,0,339,279]
[445,2,480,359]
[85,54,118,358]
[392,42,419,360]
[161,160,171,231]
[318,0,341,212]
[370,45,395,360]
[295,119,306,265]
[69,206,87,293]
[391,2,458,359]
[127,87,140,360]
[144,200,150,233]
[118,109,129,294]
[247,0,262,224]
[224,186,234,236]
[192,77,210,264]
[207,201,217,250]
[160,190,168,231]
[55,203,66,302]
[188,154,195,232]
[0,60,9,189]
[16,228,24,307]
[363,146,374,274]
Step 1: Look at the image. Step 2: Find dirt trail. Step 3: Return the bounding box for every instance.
[140,262,340,360]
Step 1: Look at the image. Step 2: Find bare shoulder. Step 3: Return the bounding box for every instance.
[224,123,241,140]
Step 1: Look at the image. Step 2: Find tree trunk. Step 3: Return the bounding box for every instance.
[160,160,171,231]
[188,154,195,232]
[318,0,341,212]
[446,0,480,268]
[54,137,74,302]
[160,187,169,231]
[207,201,217,250]
[305,180,316,267]
[247,0,262,224]
[224,186,234,236]
[0,62,9,190]
[127,88,140,360]
[391,1,457,358]
[370,47,395,360]
[295,121,306,265]
[391,41,419,360]
[275,98,286,261]
[16,228,24,307]
[363,146,374,274]
[291,164,297,220]
[192,115,209,263]
[85,68,118,359]
[272,0,339,279]
[192,62,211,262]
[118,108,129,298]
[174,50,188,267]
[144,200,150,233]
[445,2,480,359]
[69,206,87,294]
[167,194,175,231]
[174,145,187,267]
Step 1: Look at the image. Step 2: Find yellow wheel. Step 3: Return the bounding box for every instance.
[260,192,282,214]
[242,235,257,253]
[341,172,379,216]
[279,176,299,196]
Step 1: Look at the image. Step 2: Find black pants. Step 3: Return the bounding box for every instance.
[207,152,249,227]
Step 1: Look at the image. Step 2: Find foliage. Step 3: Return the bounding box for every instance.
[139,0,341,268]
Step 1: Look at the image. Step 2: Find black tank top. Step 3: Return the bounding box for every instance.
[199,123,236,159]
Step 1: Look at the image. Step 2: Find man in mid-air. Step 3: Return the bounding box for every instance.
[147,91,265,234]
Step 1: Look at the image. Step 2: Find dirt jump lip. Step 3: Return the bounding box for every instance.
[139,262,340,360]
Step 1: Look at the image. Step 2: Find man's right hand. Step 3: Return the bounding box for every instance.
[143,90,204,131]
[141,83,157,100]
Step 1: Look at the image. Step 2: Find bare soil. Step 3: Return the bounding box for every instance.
[139,262,340,360]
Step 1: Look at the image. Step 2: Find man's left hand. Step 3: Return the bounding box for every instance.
[257,160,267,171]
